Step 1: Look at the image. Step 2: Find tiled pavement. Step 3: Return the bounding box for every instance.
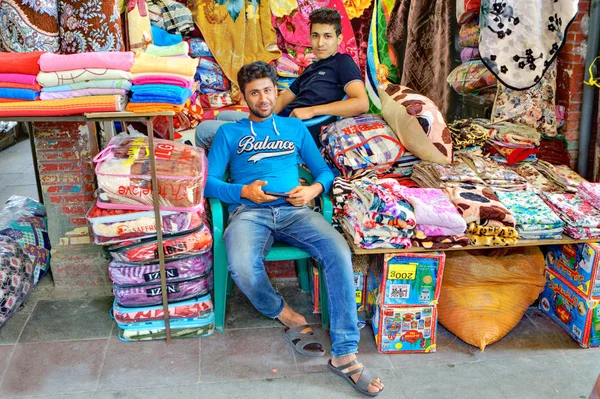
[1,138,599,398]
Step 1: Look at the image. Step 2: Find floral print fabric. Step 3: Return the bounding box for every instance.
[542,193,600,229]
[0,235,34,328]
[512,163,562,194]
[401,188,466,236]
[0,0,60,52]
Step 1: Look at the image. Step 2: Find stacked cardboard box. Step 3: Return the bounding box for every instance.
[366,253,445,354]
[540,243,600,348]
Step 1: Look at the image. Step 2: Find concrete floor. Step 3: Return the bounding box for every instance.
[0,137,599,399]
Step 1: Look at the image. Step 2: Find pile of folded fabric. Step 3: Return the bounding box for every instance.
[444,183,518,246]
[511,164,563,194]
[495,191,564,240]
[127,52,198,113]
[485,121,541,165]
[332,170,378,232]
[37,52,134,101]
[411,160,485,188]
[342,178,416,249]
[275,54,300,93]
[578,182,600,210]
[534,160,586,193]
[401,188,468,249]
[458,153,528,191]
[382,151,421,178]
[448,119,491,151]
[541,193,600,239]
[0,52,42,103]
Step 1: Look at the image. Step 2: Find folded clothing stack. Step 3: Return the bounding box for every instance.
[342,178,416,249]
[411,160,485,188]
[485,121,541,165]
[534,160,586,193]
[542,193,600,239]
[0,52,43,102]
[401,188,468,249]
[458,153,528,192]
[511,164,563,194]
[126,51,198,113]
[495,191,564,240]
[37,52,134,102]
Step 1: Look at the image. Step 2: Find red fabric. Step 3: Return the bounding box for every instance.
[0,82,42,91]
[0,52,43,75]
[489,145,539,165]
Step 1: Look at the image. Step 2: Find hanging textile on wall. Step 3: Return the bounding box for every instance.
[271,0,359,70]
[365,0,399,114]
[478,0,578,90]
[350,2,375,80]
[0,0,60,52]
[190,0,281,93]
[58,0,125,54]
[386,0,454,118]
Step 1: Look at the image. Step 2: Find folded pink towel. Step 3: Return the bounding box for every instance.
[39,52,135,73]
[0,73,38,85]
[131,76,192,88]
[40,88,128,100]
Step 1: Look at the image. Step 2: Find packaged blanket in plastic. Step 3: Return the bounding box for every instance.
[108,224,212,263]
[109,252,213,285]
[86,201,203,245]
[113,272,213,307]
[0,196,51,286]
[93,136,207,211]
[112,294,213,325]
[117,312,215,341]
[0,235,34,328]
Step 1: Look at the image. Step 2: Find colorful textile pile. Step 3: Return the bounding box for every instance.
[495,191,564,240]
[512,164,562,194]
[538,135,570,166]
[332,170,378,232]
[126,51,198,113]
[411,160,484,188]
[448,119,491,150]
[0,0,60,52]
[0,95,127,117]
[0,235,33,329]
[0,52,43,102]
[541,193,600,239]
[401,188,468,249]
[343,178,416,249]
[194,55,232,108]
[444,183,518,246]
[534,160,585,193]
[458,154,528,191]
[37,52,134,101]
[578,182,600,212]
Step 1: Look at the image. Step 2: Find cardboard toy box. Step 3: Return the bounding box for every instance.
[367,252,445,308]
[545,243,600,300]
[309,262,367,313]
[539,268,600,348]
[371,305,437,353]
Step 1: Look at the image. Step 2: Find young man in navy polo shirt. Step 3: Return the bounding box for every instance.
[195,8,369,150]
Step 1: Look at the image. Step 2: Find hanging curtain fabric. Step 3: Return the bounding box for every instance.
[478,0,578,90]
[350,3,375,80]
[0,0,60,52]
[190,0,281,94]
[58,0,125,53]
[386,0,454,117]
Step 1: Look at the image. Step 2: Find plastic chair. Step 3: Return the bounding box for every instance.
[208,167,333,332]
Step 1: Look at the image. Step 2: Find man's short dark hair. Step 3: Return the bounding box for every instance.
[237,61,277,94]
[309,8,342,36]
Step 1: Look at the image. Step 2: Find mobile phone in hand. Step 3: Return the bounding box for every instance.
[263,190,290,198]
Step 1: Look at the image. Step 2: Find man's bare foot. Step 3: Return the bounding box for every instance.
[331,354,384,394]
[278,302,308,328]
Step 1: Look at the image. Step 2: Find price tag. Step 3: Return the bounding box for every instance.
[388,263,417,280]
[356,290,363,304]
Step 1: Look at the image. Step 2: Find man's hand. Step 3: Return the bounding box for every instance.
[289,106,316,120]
[241,180,278,204]
[286,184,323,207]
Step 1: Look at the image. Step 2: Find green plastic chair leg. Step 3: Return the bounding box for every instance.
[213,261,228,333]
[295,258,310,292]
[226,272,234,294]
[318,263,330,330]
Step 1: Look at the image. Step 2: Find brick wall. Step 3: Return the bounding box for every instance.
[556,0,591,168]
[33,122,110,288]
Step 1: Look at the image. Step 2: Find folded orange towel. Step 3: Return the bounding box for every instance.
[125,102,184,113]
[0,95,127,116]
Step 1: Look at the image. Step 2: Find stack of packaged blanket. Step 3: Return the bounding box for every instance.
[444,183,518,246]
[541,192,600,239]
[401,188,468,249]
[126,52,198,113]
[342,178,416,249]
[0,52,42,103]
[89,136,215,341]
[495,191,564,240]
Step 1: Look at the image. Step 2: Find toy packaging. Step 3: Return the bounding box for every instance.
[539,268,600,348]
[355,272,366,311]
[371,305,437,353]
[309,264,367,313]
[309,262,320,314]
[545,243,600,300]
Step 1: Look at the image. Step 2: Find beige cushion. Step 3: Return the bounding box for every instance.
[378,84,453,164]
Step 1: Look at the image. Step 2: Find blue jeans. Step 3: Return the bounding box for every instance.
[195,111,248,151]
[223,204,359,357]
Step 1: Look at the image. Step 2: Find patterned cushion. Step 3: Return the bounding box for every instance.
[379,84,453,164]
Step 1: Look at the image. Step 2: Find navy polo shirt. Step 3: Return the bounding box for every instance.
[281,53,362,116]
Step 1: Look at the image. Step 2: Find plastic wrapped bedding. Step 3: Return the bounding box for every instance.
[112,294,213,325]
[0,235,34,328]
[93,136,207,211]
[117,313,215,341]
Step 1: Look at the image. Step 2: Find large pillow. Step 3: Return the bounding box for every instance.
[492,63,558,137]
[378,84,453,164]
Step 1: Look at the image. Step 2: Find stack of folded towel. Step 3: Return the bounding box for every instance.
[37,52,134,101]
[127,52,198,113]
[541,192,600,239]
[0,52,43,102]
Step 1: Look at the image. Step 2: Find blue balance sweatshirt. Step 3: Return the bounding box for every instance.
[205,115,333,209]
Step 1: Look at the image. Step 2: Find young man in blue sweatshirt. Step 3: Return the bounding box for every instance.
[205,62,383,396]
[195,8,368,150]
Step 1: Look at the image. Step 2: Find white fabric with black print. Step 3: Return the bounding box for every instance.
[478,0,578,90]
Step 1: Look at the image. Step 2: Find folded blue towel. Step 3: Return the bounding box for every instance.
[151,25,182,47]
[0,88,39,101]
[130,84,191,105]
